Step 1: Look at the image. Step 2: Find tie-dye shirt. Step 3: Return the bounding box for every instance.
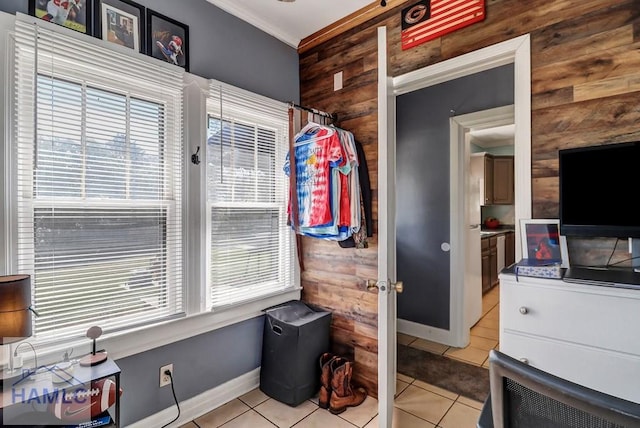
[284,126,344,227]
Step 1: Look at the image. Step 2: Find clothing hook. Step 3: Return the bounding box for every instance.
[191,146,201,165]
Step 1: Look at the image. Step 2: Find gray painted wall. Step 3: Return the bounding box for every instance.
[118,316,264,425]
[0,0,299,102]
[0,1,298,425]
[396,64,514,329]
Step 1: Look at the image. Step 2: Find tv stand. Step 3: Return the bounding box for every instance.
[500,272,640,403]
[563,266,640,290]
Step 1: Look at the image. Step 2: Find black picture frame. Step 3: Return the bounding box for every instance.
[94,0,145,53]
[146,9,189,71]
[29,0,93,35]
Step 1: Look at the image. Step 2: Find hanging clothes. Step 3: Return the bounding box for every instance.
[339,140,373,248]
[283,121,362,242]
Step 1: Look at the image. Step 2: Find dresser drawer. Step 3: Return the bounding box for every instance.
[501,282,640,355]
[500,331,640,404]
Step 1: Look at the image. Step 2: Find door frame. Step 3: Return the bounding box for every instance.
[450,105,514,346]
[378,34,532,410]
[377,26,397,428]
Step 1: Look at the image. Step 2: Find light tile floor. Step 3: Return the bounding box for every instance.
[399,284,500,369]
[178,286,499,428]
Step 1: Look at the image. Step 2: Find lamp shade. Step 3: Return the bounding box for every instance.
[0,275,32,344]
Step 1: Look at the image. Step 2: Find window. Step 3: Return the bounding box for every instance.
[206,83,294,309]
[12,20,184,343]
[8,17,297,355]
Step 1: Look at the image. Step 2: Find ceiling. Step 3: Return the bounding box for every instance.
[205,0,375,48]
[469,124,515,148]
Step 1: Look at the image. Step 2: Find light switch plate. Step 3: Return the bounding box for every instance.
[334,71,343,91]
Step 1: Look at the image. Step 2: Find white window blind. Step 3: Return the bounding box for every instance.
[12,18,184,343]
[206,81,294,309]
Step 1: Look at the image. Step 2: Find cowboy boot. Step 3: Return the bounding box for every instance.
[329,358,367,414]
[318,352,336,409]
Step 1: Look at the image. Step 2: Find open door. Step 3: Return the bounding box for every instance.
[376,26,400,428]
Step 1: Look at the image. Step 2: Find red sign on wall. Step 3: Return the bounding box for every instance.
[401,0,486,50]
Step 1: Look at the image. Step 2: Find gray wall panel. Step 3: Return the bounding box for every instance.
[117,316,264,425]
[0,0,25,14]
[396,64,514,329]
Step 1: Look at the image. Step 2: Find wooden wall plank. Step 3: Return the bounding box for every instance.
[530,2,639,67]
[574,74,640,102]
[532,41,640,94]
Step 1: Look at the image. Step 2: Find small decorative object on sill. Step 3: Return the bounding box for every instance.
[515,258,562,280]
[79,325,108,366]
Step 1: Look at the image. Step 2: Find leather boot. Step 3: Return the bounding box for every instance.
[329,357,367,414]
[318,352,336,409]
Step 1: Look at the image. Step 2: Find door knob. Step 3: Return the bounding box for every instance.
[366,280,403,293]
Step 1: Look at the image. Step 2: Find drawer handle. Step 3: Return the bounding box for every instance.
[519,306,529,315]
[519,358,529,364]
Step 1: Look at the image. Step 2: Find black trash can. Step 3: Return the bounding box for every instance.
[260,300,331,406]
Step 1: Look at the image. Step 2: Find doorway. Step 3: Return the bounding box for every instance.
[453,105,515,344]
[377,32,532,427]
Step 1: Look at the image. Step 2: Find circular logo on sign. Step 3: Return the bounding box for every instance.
[404,4,428,25]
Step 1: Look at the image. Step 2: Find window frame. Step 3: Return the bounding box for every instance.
[2,14,300,365]
[205,103,294,311]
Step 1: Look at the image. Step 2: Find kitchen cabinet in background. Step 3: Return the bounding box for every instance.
[481,235,498,293]
[493,156,514,204]
[471,153,514,205]
[471,153,493,205]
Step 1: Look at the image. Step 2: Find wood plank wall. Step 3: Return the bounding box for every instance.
[299,0,640,397]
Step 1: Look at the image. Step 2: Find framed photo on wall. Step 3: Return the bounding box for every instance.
[520,219,570,268]
[95,0,145,53]
[147,9,189,71]
[29,0,93,35]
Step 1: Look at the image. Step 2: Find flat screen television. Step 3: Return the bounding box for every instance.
[559,141,640,239]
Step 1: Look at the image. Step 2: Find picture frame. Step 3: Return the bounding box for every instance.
[29,0,93,35]
[520,219,570,268]
[94,0,145,53]
[146,9,189,71]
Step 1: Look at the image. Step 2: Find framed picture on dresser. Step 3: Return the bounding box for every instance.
[520,219,570,268]
[94,0,145,53]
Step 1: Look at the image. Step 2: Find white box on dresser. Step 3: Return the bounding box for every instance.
[499,271,640,404]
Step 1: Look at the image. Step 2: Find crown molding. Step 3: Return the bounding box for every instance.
[298,0,407,53]
[206,0,300,48]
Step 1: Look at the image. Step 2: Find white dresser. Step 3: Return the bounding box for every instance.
[499,272,640,404]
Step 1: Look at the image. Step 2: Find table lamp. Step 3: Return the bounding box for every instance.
[0,275,35,382]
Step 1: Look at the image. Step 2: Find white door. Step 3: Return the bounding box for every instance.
[377,26,398,428]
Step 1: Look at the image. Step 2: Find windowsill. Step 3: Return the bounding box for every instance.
[24,288,301,366]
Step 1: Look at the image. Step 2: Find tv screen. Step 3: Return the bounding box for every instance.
[559,141,640,238]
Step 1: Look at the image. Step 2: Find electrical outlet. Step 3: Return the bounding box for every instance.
[160,363,173,387]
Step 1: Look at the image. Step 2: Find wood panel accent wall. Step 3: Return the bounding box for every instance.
[299,0,640,397]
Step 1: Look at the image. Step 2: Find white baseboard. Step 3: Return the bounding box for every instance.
[127,368,260,428]
[397,318,458,347]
